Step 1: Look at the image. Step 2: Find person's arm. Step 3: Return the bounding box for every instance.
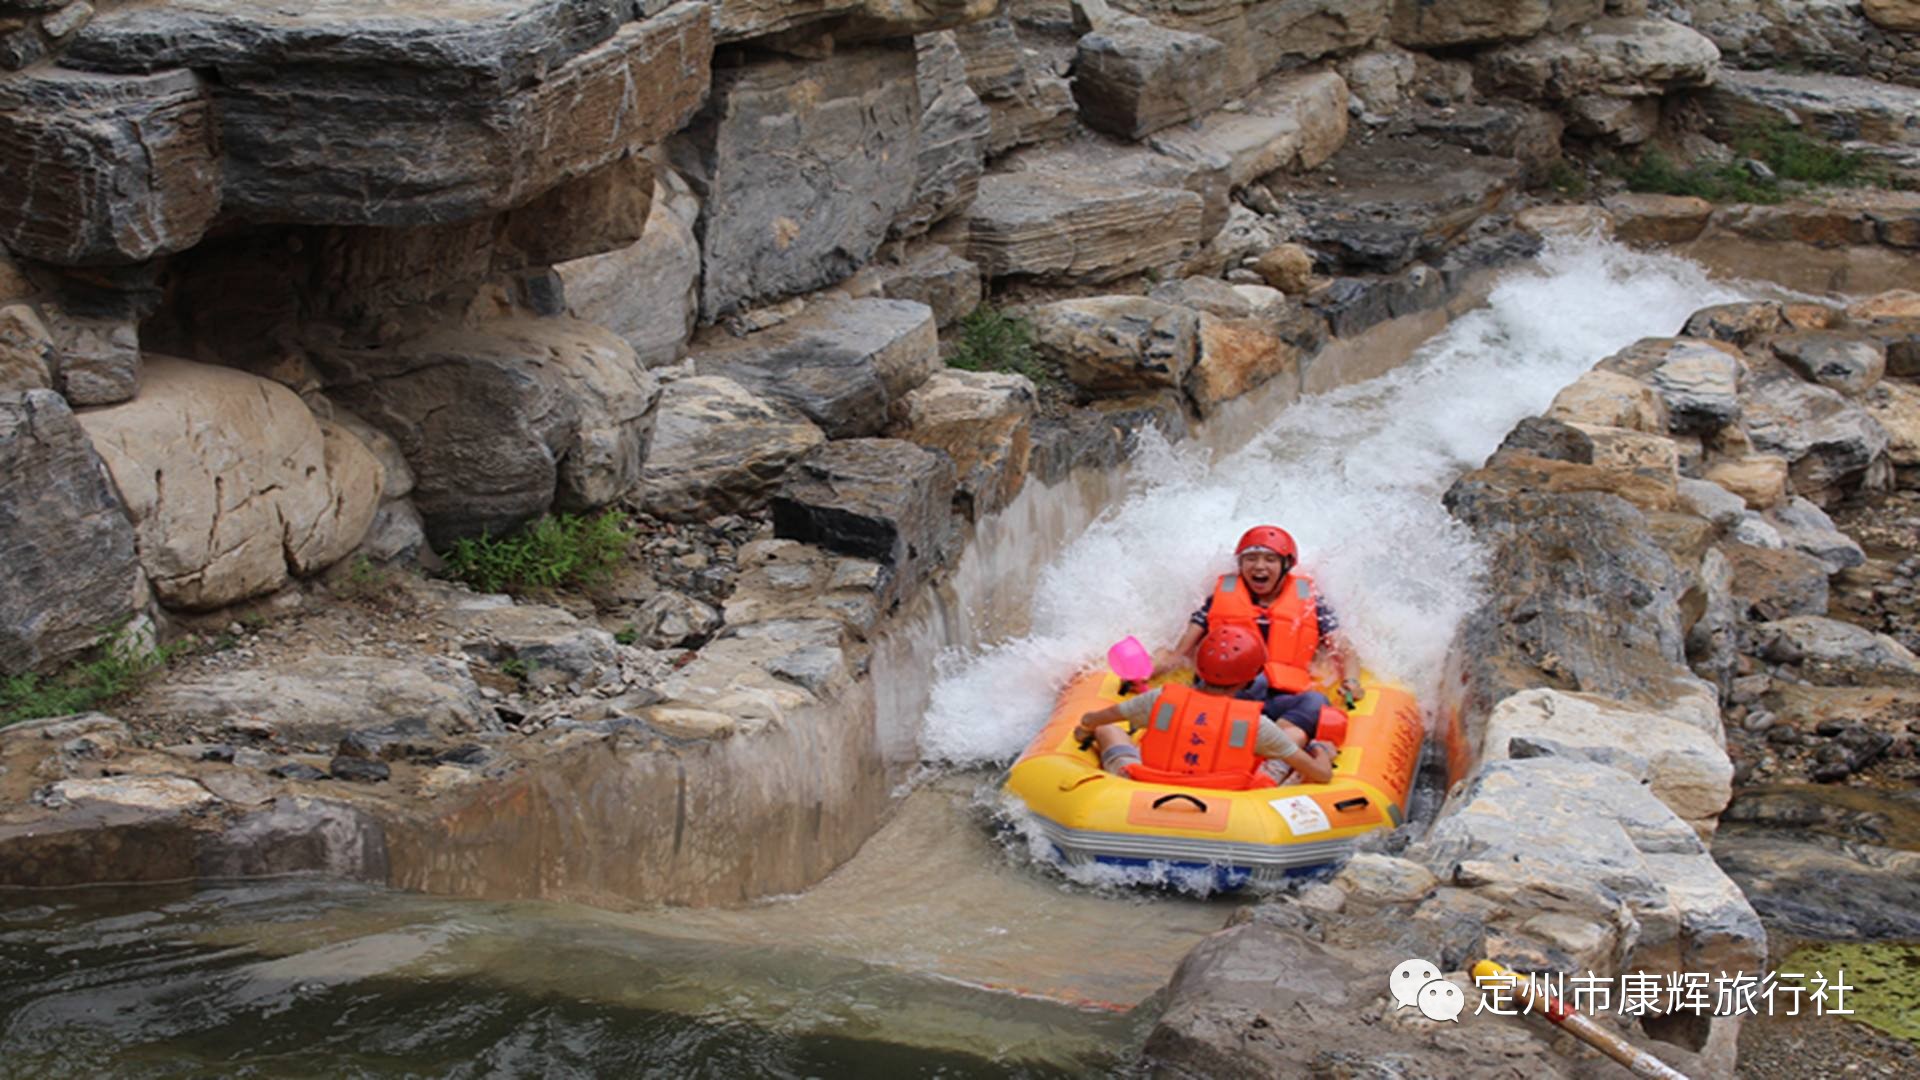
[1155,622,1205,673]
[1326,632,1363,705]
[1256,718,1335,784]
[1076,688,1158,739]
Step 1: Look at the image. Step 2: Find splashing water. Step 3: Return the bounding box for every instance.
[921,237,1746,766]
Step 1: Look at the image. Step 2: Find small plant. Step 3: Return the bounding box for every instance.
[1544,159,1588,197]
[614,624,639,646]
[1731,123,1877,186]
[497,657,533,681]
[441,509,635,595]
[948,305,1052,386]
[1,622,183,727]
[1617,149,1782,204]
[1614,122,1888,205]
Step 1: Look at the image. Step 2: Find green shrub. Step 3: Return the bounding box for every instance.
[948,306,1051,385]
[1616,123,1887,205]
[1,622,182,727]
[1544,159,1588,197]
[442,510,634,595]
[1732,123,1876,186]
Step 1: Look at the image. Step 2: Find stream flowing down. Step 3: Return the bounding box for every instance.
[0,239,1748,1078]
[922,235,1745,768]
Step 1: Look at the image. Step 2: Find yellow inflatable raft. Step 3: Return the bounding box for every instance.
[1004,670,1424,887]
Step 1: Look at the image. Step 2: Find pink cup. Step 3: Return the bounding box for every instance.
[1107,636,1154,682]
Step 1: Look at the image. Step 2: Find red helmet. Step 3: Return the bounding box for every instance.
[1236,525,1297,560]
[1195,625,1267,687]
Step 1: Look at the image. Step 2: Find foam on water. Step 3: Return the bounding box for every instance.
[921,236,1745,766]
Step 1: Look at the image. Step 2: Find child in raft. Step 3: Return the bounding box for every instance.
[1075,625,1338,787]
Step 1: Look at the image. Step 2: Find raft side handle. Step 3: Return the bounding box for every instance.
[1150,793,1209,813]
[1333,796,1369,812]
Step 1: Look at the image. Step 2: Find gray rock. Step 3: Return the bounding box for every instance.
[1770,331,1887,398]
[952,13,1077,155]
[0,390,140,674]
[772,438,956,606]
[1598,337,1743,435]
[1029,296,1198,398]
[873,243,981,329]
[1072,16,1232,139]
[897,31,990,239]
[1704,67,1920,161]
[1244,0,1389,77]
[1389,0,1605,48]
[1334,852,1439,904]
[1741,365,1891,507]
[67,0,712,228]
[1686,545,1738,698]
[1147,69,1351,196]
[1475,15,1720,101]
[1410,757,1766,978]
[1680,301,1786,348]
[145,655,495,744]
[1676,476,1747,526]
[0,67,219,265]
[0,303,53,393]
[1729,511,1785,550]
[1756,616,1920,688]
[555,162,703,369]
[40,303,138,405]
[1721,542,1829,622]
[693,299,939,438]
[1262,139,1519,275]
[317,318,659,545]
[1565,93,1661,145]
[328,756,391,783]
[890,368,1035,518]
[672,42,918,321]
[1767,496,1865,573]
[440,598,622,687]
[964,173,1205,284]
[1442,459,1697,757]
[630,589,722,649]
[632,375,827,522]
[197,796,389,881]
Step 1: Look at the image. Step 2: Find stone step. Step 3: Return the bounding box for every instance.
[963,171,1205,283]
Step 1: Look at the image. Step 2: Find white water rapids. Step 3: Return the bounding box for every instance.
[921,236,1747,766]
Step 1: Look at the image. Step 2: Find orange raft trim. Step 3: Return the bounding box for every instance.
[1004,669,1424,885]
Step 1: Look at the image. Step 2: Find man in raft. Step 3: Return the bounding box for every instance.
[1155,524,1362,743]
[1076,625,1338,787]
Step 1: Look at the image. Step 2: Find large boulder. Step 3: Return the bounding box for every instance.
[1442,460,1697,775]
[772,438,955,607]
[1603,193,1714,246]
[1597,337,1743,436]
[0,304,52,393]
[1545,368,1670,433]
[965,173,1205,283]
[951,13,1077,155]
[1072,17,1232,139]
[692,299,939,439]
[1861,377,1920,478]
[873,243,981,329]
[672,42,919,320]
[0,67,219,266]
[633,376,826,522]
[1741,368,1891,506]
[1389,0,1604,48]
[316,319,659,546]
[75,358,382,610]
[1755,616,1920,688]
[1410,757,1767,980]
[1475,16,1720,101]
[897,31,991,239]
[554,164,702,369]
[1769,331,1886,398]
[890,369,1035,518]
[1864,0,1920,32]
[142,655,495,745]
[0,390,142,673]
[1720,542,1830,623]
[1704,69,1920,159]
[1028,297,1198,398]
[1767,496,1864,573]
[1185,312,1304,416]
[1146,70,1350,194]
[65,0,712,227]
[1479,689,1732,834]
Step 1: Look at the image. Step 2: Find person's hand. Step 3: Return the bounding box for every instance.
[1339,677,1364,706]
[1152,648,1184,674]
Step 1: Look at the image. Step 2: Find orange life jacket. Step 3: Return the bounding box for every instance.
[1125,682,1277,791]
[1206,571,1320,693]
